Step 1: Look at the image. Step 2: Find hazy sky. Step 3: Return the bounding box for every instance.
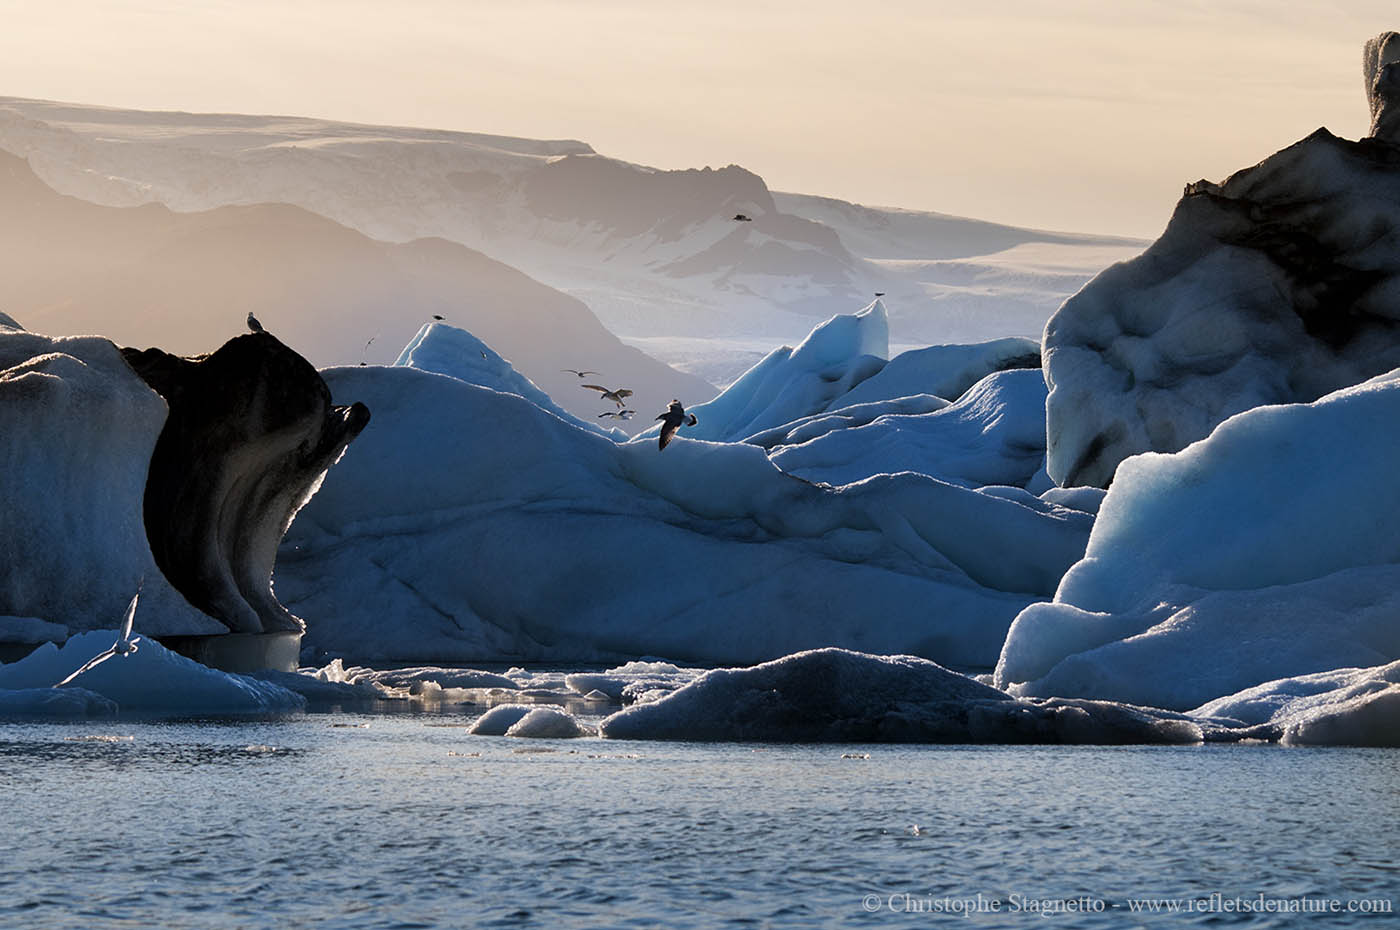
[0,1,1390,237]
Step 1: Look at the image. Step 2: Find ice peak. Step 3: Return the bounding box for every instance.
[1365,31,1400,141]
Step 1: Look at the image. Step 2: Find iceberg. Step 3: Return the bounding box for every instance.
[658,301,890,444]
[764,369,1050,490]
[996,372,1400,709]
[597,648,1199,744]
[1043,39,1400,488]
[0,631,305,715]
[394,321,623,439]
[1194,661,1400,747]
[277,362,1093,667]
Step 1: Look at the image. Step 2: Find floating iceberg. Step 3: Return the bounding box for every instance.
[1043,52,1400,488]
[660,301,890,444]
[763,369,1050,490]
[395,322,623,439]
[598,648,1199,744]
[278,362,1093,667]
[0,631,304,715]
[997,372,1400,710]
[503,707,594,739]
[1195,661,1400,747]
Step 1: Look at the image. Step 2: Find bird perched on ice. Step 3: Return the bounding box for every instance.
[582,384,633,408]
[598,409,636,420]
[563,369,600,378]
[54,582,144,688]
[246,311,264,333]
[655,399,697,450]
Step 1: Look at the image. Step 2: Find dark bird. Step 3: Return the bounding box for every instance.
[432,314,445,320]
[246,311,264,333]
[54,582,143,688]
[582,384,633,408]
[733,214,752,222]
[598,409,636,420]
[656,399,697,450]
[874,292,886,297]
[563,369,600,378]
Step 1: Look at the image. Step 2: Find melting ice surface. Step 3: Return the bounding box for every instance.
[0,713,1396,930]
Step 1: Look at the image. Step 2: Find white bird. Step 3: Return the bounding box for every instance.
[598,409,636,420]
[246,311,264,333]
[54,582,144,688]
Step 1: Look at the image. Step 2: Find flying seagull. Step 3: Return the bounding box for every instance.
[874,292,886,297]
[582,384,633,408]
[563,369,600,378]
[733,214,752,222]
[246,311,264,333]
[656,399,697,450]
[432,314,445,321]
[54,582,144,688]
[598,409,636,420]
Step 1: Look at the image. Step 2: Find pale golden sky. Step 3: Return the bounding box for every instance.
[0,1,1389,237]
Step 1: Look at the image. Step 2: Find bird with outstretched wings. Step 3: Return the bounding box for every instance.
[582,384,633,408]
[655,399,697,450]
[54,582,144,688]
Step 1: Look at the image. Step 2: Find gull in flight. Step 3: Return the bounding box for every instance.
[563,369,600,378]
[655,399,697,450]
[582,384,633,408]
[598,409,636,420]
[54,582,144,688]
[246,311,264,333]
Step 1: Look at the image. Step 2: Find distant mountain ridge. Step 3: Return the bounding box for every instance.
[0,149,713,428]
[0,96,1145,375]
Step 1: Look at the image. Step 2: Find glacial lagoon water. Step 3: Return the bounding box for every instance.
[1,711,1396,929]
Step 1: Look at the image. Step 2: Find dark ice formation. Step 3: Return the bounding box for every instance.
[122,333,370,634]
[1044,33,1400,488]
[1366,31,1400,141]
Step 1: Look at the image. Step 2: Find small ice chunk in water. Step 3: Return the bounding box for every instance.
[504,707,593,739]
[468,704,535,735]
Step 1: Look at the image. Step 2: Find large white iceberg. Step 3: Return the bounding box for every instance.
[277,362,1094,667]
[0,328,228,638]
[996,371,1400,710]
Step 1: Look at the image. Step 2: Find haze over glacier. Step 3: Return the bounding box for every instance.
[0,96,1142,387]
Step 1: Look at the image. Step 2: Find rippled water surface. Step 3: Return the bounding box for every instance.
[1,712,1396,929]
